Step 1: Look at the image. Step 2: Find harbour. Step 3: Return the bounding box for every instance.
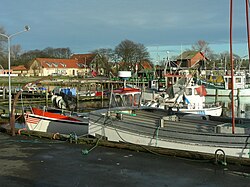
[1,1,250,186]
[0,59,249,186]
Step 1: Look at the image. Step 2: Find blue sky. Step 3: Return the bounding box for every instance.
[0,0,249,62]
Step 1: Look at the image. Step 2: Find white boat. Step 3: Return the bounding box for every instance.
[144,78,222,116]
[88,106,250,159]
[199,71,250,97]
[24,107,88,135]
[88,83,250,159]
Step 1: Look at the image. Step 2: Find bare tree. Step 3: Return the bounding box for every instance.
[114,39,149,71]
[43,47,71,58]
[11,44,22,60]
[92,48,114,76]
[0,26,7,67]
[191,40,214,59]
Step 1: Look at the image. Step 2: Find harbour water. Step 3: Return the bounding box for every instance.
[79,96,250,119]
[206,96,250,119]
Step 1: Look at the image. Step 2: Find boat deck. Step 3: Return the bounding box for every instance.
[111,108,223,133]
[89,107,250,148]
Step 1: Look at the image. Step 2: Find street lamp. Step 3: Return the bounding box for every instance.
[0,26,30,115]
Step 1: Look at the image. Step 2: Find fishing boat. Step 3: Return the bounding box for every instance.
[88,105,250,160]
[24,107,88,135]
[144,78,222,116]
[197,71,250,97]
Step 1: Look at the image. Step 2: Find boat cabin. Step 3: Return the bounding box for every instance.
[110,87,141,107]
[176,82,207,110]
[224,72,247,90]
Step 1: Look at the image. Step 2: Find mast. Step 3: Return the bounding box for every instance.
[246,0,250,72]
[230,0,235,134]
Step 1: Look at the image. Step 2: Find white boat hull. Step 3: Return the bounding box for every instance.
[25,114,88,135]
[89,108,250,159]
[89,124,249,158]
[172,106,222,116]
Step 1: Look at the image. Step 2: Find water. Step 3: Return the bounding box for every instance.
[79,98,250,119]
[77,100,109,112]
[206,96,250,118]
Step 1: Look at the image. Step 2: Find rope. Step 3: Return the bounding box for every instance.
[155,126,160,146]
[77,133,89,139]
[52,132,60,139]
[18,128,27,135]
[21,91,24,114]
[81,138,101,155]
[69,132,78,144]
[105,115,163,156]
[81,113,110,155]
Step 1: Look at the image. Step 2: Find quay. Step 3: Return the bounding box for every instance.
[0,130,250,187]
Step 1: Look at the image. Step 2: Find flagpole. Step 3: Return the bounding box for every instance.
[230,0,235,134]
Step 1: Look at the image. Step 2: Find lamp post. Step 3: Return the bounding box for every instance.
[0,26,30,115]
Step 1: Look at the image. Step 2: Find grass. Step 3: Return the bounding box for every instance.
[0,77,41,86]
[0,76,70,86]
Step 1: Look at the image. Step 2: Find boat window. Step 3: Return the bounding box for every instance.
[122,95,133,107]
[185,88,192,96]
[114,95,123,107]
[194,89,198,95]
[134,94,140,106]
[236,78,241,83]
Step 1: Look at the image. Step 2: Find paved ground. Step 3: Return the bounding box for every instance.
[0,132,249,187]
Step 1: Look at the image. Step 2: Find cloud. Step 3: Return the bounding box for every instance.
[0,0,248,54]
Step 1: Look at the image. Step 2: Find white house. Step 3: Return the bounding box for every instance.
[28,58,87,76]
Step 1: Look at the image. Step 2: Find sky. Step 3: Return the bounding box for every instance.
[0,0,249,63]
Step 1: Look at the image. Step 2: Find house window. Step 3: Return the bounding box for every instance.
[46,63,52,67]
[77,63,83,68]
[52,63,58,67]
[60,63,66,67]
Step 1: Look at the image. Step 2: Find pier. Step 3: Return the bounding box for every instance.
[0,77,153,113]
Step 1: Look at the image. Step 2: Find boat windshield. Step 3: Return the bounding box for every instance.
[123,93,140,106]
[111,93,141,107]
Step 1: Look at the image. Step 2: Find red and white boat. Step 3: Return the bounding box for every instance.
[25,107,88,135]
[109,87,141,107]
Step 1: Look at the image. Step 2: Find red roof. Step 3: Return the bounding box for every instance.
[11,65,27,71]
[70,54,95,64]
[35,58,85,68]
[141,61,153,70]
[117,61,153,70]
